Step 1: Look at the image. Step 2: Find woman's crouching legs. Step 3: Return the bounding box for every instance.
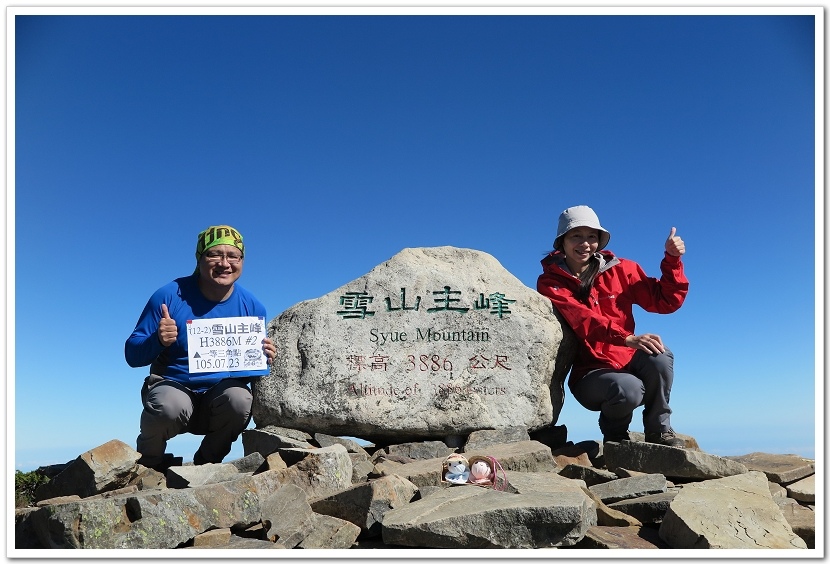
[570,369,645,442]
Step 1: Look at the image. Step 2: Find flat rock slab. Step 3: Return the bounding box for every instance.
[608,491,678,524]
[726,452,814,484]
[577,525,668,549]
[252,246,576,441]
[507,471,640,527]
[505,471,589,495]
[242,426,314,457]
[297,514,361,549]
[588,473,667,504]
[575,489,641,528]
[315,433,372,454]
[192,528,232,547]
[381,440,455,460]
[627,431,700,451]
[381,484,596,548]
[559,464,618,486]
[785,474,815,503]
[166,463,241,489]
[185,536,286,549]
[465,427,532,450]
[604,441,748,480]
[659,471,808,549]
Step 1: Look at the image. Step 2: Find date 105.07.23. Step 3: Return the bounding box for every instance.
[192,356,242,370]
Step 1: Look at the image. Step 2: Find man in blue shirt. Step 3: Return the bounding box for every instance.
[125,225,276,470]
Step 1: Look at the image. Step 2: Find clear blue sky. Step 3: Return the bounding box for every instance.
[11,9,820,471]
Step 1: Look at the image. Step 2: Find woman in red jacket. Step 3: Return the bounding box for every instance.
[537,205,689,447]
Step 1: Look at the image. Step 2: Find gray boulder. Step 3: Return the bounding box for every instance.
[311,474,419,537]
[229,452,266,473]
[351,457,375,484]
[276,444,353,501]
[659,471,807,549]
[252,246,576,441]
[260,484,316,548]
[381,485,596,548]
[16,433,815,551]
[31,475,264,549]
[33,440,141,502]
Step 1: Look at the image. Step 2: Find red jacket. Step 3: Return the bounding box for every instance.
[537,250,688,382]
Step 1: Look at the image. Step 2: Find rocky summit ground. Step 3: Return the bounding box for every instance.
[14,425,816,551]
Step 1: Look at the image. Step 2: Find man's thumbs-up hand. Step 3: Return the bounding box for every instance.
[665,227,685,257]
[158,303,178,347]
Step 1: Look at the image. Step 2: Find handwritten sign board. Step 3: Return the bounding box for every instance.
[186,316,267,373]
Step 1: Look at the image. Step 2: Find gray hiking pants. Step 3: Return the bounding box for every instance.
[568,348,674,439]
[136,374,253,467]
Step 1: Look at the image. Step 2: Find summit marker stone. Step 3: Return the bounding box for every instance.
[252,246,575,441]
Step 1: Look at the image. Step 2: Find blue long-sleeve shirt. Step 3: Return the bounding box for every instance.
[125,274,269,392]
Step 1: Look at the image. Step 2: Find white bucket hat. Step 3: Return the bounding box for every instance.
[553,205,611,251]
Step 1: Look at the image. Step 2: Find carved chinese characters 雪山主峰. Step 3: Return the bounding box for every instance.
[338,286,514,402]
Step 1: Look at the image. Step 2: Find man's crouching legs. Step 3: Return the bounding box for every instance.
[191,378,253,465]
[136,375,194,470]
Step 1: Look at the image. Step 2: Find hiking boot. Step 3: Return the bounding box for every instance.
[644,429,685,448]
[602,431,631,445]
[193,450,208,466]
[192,449,222,466]
[137,453,182,473]
[599,412,632,446]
